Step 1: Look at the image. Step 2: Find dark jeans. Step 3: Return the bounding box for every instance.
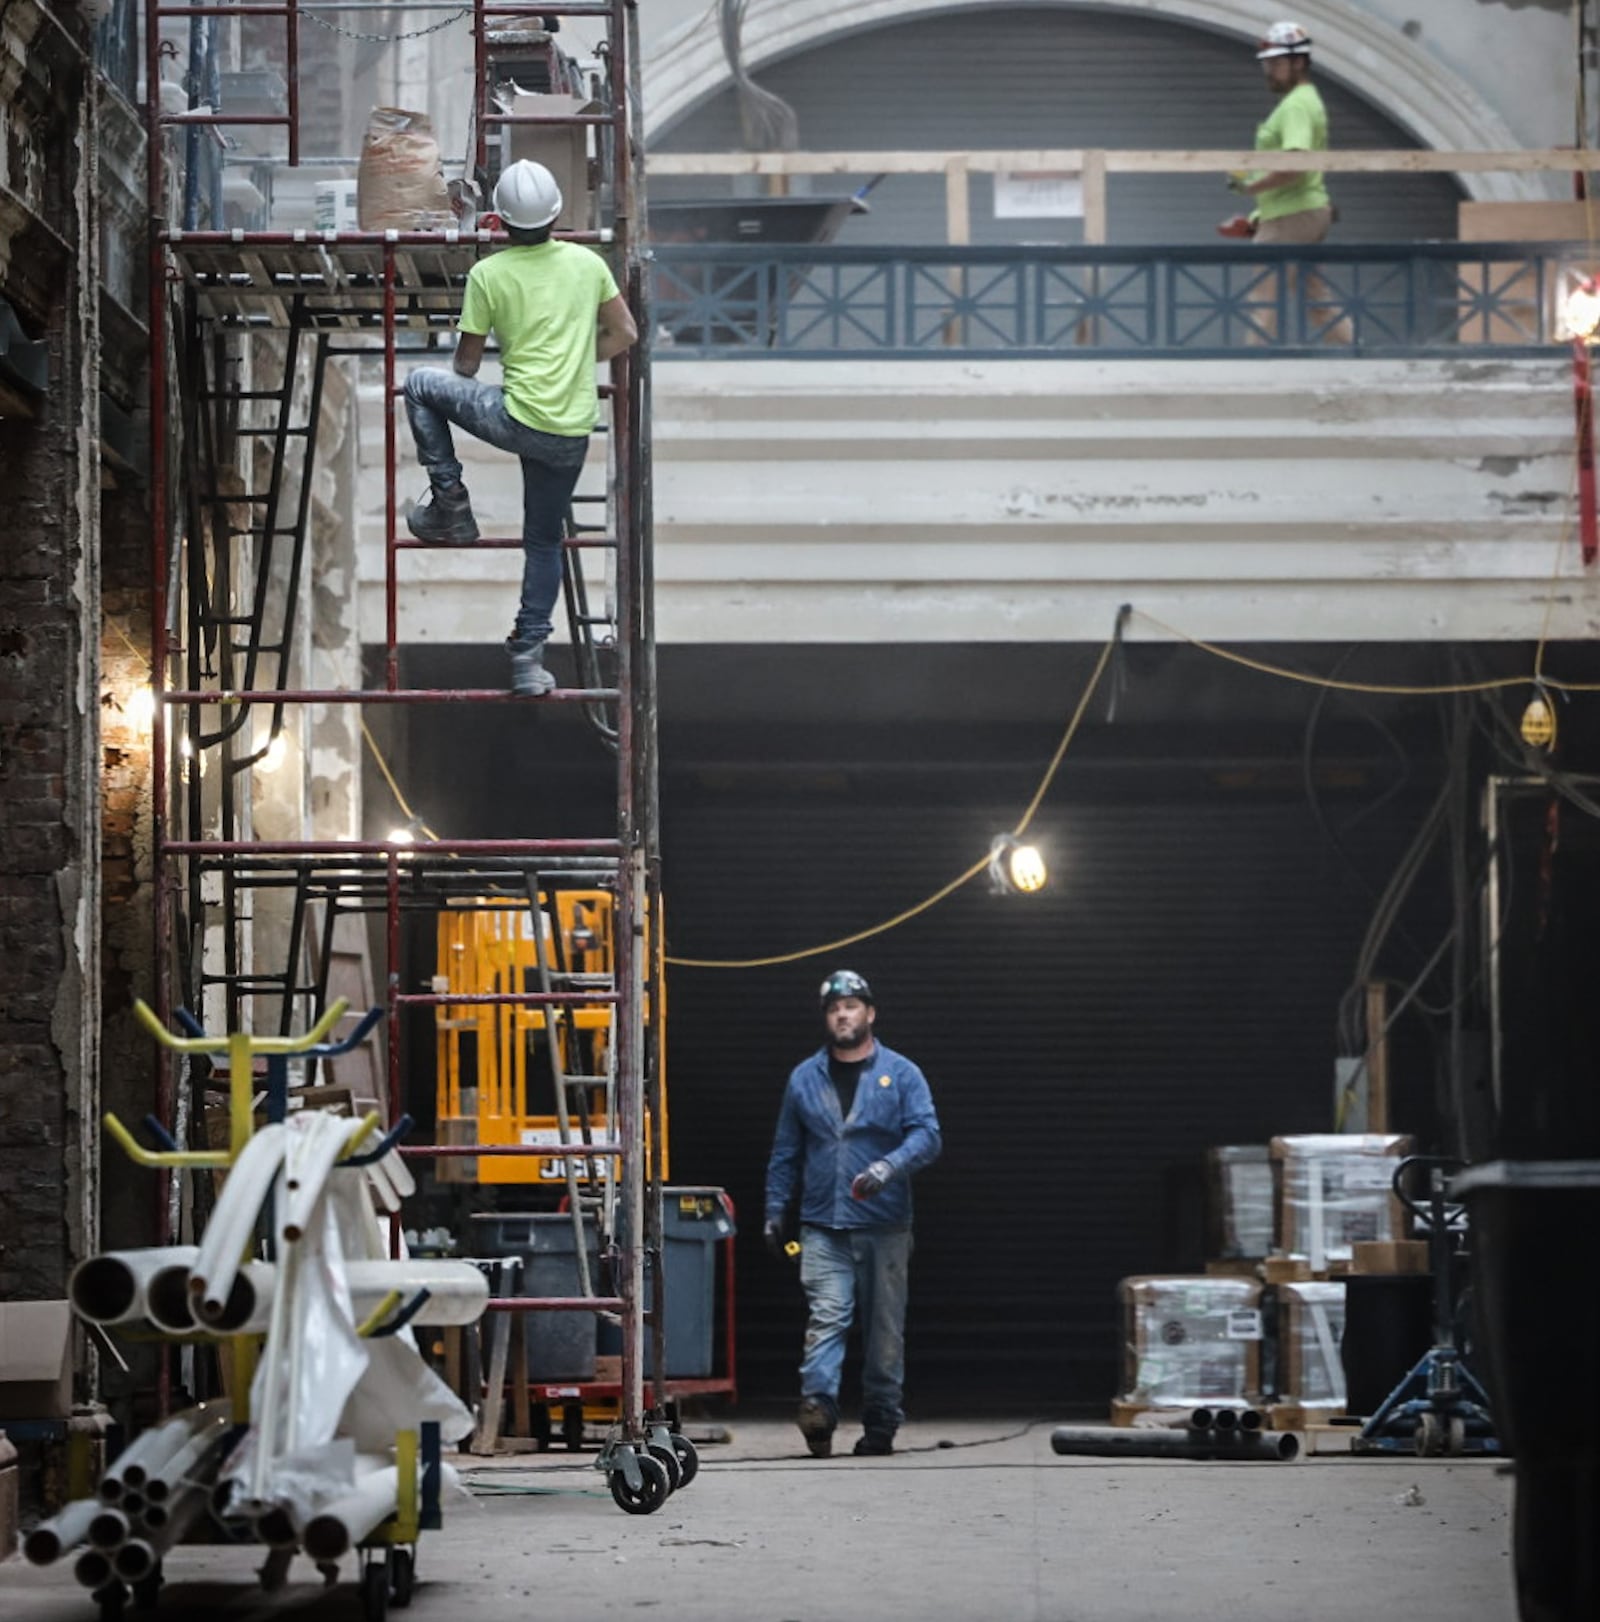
[797,1224,912,1432]
[403,367,590,651]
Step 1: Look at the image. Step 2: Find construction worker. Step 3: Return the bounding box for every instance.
[1217,22,1333,246]
[403,159,638,696]
[764,970,942,1459]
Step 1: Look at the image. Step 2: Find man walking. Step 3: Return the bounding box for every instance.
[764,971,942,1458]
[1218,22,1332,246]
[403,159,638,696]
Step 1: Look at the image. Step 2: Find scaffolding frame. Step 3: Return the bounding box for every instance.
[143,0,675,1499]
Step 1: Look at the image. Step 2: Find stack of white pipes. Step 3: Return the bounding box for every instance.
[61,1108,480,1585]
[24,1403,233,1588]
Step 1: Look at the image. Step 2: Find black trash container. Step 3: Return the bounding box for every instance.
[1453,1160,1600,1622]
[1340,1272,1435,1420]
[470,1212,599,1381]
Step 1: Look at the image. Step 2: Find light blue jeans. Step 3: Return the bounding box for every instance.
[798,1224,912,1433]
[403,367,589,652]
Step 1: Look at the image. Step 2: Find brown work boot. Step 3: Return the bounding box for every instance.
[796,1394,837,1458]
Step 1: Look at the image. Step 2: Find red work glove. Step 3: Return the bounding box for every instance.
[850,1160,893,1201]
[1216,215,1257,239]
[478,211,504,232]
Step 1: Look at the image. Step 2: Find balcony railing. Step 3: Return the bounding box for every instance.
[651,241,1577,360]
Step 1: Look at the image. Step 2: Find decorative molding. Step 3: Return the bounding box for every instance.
[645,0,1539,203]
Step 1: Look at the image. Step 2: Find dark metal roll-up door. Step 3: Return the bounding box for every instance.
[659,777,1427,1412]
[651,6,1462,245]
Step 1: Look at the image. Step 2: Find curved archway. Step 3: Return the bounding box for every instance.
[646,0,1536,202]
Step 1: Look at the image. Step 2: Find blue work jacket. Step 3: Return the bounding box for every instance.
[765,1041,942,1231]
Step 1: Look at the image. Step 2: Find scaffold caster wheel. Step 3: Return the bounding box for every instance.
[648,1442,682,1493]
[390,1547,416,1610]
[562,1403,585,1452]
[360,1559,390,1622]
[94,1582,126,1621]
[532,1404,552,1452]
[131,1568,164,1611]
[1446,1416,1466,1456]
[609,1452,669,1515]
[670,1432,700,1489]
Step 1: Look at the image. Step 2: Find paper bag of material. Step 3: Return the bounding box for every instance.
[358,107,452,231]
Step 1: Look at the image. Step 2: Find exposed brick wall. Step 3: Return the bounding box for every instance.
[0,418,80,1300]
[0,0,99,1304]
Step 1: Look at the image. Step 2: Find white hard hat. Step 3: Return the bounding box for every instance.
[493,160,563,229]
[1256,21,1312,59]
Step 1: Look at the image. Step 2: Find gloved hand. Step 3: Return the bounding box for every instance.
[1216,214,1257,239]
[764,1218,790,1260]
[850,1160,894,1201]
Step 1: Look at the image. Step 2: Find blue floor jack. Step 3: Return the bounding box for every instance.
[1355,1156,1500,1457]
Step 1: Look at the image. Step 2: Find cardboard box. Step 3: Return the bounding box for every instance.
[1351,1239,1430,1275]
[501,91,595,233]
[1458,201,1592,345]
[1117,1276,1264,1408]
[1271,1134,1412,1268]
[0,1301,73,1419]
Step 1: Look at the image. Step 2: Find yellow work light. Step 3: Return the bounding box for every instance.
[989,834,1048,895]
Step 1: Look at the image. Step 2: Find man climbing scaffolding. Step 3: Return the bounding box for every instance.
[403,159,639,696]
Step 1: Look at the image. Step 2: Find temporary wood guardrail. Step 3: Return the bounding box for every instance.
[645,149,1600,245]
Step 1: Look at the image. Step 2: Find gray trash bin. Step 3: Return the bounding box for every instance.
[657,1188,735,1378]
[470,1212,599,1381]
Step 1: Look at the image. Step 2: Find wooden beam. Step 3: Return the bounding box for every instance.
[646,148,1600,179]
[1081,149,1107,246]
[943,156,970,247]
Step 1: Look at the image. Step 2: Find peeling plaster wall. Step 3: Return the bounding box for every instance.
[359,356,1596,649]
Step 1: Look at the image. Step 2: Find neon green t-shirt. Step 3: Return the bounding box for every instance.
[459,241,620,437]
[1251,81,1331,222]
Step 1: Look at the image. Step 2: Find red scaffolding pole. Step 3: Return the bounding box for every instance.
[141,0,698,1505]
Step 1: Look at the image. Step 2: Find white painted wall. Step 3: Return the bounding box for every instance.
[361,356,1596,649]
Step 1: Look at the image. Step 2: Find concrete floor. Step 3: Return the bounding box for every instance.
[0,1419,1516,1621]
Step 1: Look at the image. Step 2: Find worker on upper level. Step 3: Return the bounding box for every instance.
[764,970,943,1460]
[403,159,638,697]
[1218,21,1333,246]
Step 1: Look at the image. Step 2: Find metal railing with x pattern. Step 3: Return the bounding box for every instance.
[651,240,1576,359]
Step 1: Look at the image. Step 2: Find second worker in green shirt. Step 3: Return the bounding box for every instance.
[1218,21,1333,245]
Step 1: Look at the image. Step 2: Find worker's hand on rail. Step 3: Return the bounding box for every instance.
[764,1219,790,1260]
[1216,214,1257,239]
[850,1160,894,1201]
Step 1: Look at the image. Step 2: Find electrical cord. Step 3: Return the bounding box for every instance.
[663,636,1119,970]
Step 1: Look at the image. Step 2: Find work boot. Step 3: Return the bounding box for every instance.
[796,1394,837,1459]
[852,1430,895,1456]
[509,643,556,697]
[405,482,480,544]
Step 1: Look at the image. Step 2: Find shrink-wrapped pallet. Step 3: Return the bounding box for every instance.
[1116,1276,1264,1408]
[1271,1133,1412,1269]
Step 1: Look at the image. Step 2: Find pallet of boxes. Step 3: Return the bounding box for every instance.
[1110,1134,1414,1456]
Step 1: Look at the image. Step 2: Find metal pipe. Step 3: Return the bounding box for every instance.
[144,1263,202,1334]
[1050,1426,1300,1462]
[74,1549,113,1590]
[1189,1407,1214,1430]
[301,1466,399,1561]
[114,1540,157,1582]
[23,1499,101,1565]
[254,1505,299,1549]
[70,1246,200,1326]
[88,1508,131,1550]
[143,1411,233,1501]
[1239,1408,1265,1433]
[1212,1407,1239,1432]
